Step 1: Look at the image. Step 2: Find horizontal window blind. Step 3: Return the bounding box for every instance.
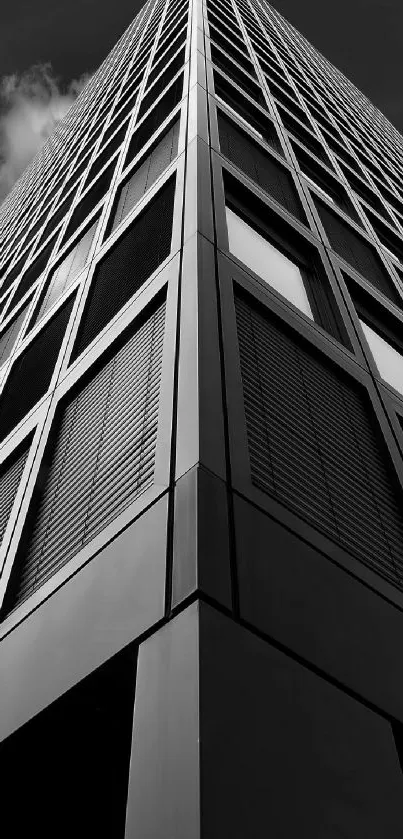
[235,294,403,591]
[73,177,175,358]
[5,299,166,611]
[0,443,30,545]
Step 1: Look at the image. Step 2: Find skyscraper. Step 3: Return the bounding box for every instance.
[1,0,403,833]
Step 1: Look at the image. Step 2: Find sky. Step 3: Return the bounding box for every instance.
[0,0,403,199]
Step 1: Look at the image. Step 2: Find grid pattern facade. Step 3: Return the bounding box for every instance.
[2,0,403,834]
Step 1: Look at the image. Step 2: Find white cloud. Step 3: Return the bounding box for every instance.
[0,63,91,202]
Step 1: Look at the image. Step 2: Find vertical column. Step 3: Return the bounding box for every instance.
[124,603,200,839]
[171,0,232,610]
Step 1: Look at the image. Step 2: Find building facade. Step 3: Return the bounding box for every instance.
[1,0,403,834]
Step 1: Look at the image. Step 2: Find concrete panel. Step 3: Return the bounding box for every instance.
[234,492,403,722]
[125,602,200,839]
[199,602,403,838]
[175,234,226,481]
[172,464,232,609]
[0,495,168,741]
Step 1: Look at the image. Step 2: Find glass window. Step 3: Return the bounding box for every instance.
[360,319,403,395]
[34,219,98,327]
[0,304,29,368]
[380,241,401,265]
[226,207,313,318]
[302,172,336,205]
[216,96,263,140]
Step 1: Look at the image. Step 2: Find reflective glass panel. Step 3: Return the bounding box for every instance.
[303,172,335,204]
[360,319,403,395]
[226,207,313,318]
[35,219,98,326]
[0,305,28,368]
[216,96,263,139]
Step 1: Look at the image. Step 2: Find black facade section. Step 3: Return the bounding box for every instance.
[0,645,138,839]
[5,299,165,611]
[73,177,175,357]
[0,442,30,545]
[0,297,74,445]
[314,199,400,304]
[235,293,403,591]
[112,119,179,233]
[218,112,304,221]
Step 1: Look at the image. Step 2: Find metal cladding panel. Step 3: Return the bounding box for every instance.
[314,199,400,304]
[235,294,403,592]
[112,120,179,233]
[6,299,166,611]
[0,444,29,544]
[0,304,29,368]
[0,297,74,445]
[218,113,304,221]
[35,220,98,326]
[74,177,175,357]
